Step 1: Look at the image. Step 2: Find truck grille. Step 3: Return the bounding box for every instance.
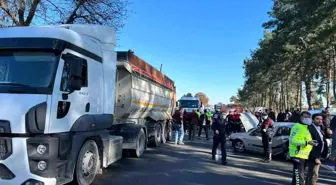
[0,164,15,180]
[0,126,12,160]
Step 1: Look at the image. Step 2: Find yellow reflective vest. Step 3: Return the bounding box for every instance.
[289,123,313,160]
[206,111,212,120]
[196,112,201,118]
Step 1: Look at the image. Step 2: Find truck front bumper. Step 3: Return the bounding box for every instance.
[0,138,56,185]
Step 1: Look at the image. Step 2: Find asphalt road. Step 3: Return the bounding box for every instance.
[92,136,336,185]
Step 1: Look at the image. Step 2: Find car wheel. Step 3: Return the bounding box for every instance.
[233,139,245,153]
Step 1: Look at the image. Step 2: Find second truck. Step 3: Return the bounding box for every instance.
[0,24,176,185]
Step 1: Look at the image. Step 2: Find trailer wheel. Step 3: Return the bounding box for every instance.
[166,122,172,141]
[133,129,146,158]
[161,123,167,144]
[153,124,161,147]
[73,140,99,185]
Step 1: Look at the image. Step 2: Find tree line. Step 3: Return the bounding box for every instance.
[233,0,336,111]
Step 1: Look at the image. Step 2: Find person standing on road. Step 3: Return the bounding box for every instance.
[173,107,185,145]
[322,107,331,128]
[226,110,234,134]
[258,112,275,163]
[183,109,189,134]
[211,112,227,165]
[232,110,241,133]
[326,112,336,171]
[289,111,317,185]
[306,113,329,185]
[189,109,199,141]
[198,110,209,140]
[268,108,276,121]
[206,109,212,131]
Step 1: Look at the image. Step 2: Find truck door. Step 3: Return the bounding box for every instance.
[48,50,91,133]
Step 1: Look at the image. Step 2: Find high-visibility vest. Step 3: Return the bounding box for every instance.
[289,123,313,159]
[206,112,212,120]
[196,112,201,118]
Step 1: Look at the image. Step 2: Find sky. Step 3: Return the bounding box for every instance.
[117,0,273,105]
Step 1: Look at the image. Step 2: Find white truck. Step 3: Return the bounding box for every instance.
[178,96,202,113]
[0,25,176,185]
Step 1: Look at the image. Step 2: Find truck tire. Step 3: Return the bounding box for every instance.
[133,129,146,158]
[73,140,100,185]
[153,124,161,147]
[166,121,172,141]
[161,123,167,144]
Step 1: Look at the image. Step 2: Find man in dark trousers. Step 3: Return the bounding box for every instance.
[259,112,275,163]
[198,110,209,140]
[306,113,329,185]
[268,108,276,121]
[211,112,227,165]
[189,109,199,141]
[226,110,234,134]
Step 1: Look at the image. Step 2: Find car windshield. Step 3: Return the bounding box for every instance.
[0,51,58,88]
[179,100,199,108]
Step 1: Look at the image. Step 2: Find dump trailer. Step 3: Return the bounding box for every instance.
[0,25,175,185]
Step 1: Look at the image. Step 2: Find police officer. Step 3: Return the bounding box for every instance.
[211,112,227,165]
[289,111,317,185]
[259,112,275,163]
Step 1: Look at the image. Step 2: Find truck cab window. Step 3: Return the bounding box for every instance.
[60,54,88,91]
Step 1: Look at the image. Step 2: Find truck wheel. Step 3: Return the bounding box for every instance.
[161,123,167,144]
[153,124,161,147]
[133,129,146,158]
[73,140,99,185]
[166,121,172,141]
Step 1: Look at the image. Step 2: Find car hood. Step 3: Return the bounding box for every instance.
[240,112,259,132]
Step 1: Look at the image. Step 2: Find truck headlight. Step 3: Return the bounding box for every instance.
[36,145,47,155]
[37,161,47,171]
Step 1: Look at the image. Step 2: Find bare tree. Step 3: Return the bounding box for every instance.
[0,0,130,30]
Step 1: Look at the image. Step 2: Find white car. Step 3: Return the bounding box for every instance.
[229,122,294,160]
[230,121,333,160]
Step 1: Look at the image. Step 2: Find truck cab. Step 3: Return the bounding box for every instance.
[178,96,202,113]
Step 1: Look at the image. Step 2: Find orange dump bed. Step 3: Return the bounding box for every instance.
[117,50,176,92]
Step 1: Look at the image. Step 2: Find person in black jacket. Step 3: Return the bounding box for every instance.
[211,112,227,165]
[198,110,209,140]
[268,108,276,121]
[259,112,275,163]
[306,113,329,185]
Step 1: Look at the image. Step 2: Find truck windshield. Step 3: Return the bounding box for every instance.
[179,100,199,108]
[0,51,58,89]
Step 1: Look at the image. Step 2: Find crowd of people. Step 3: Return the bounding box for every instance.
[173,108,244,165]
[173,106,336,185]
[255,107,336,185]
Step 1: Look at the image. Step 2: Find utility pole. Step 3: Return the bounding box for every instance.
[160,64,162,72]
